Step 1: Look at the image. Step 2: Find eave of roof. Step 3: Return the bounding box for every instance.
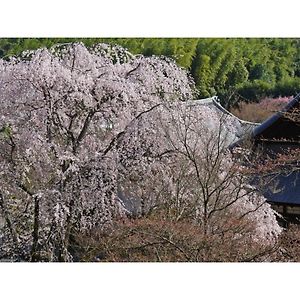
[252,92,300,141]
[189,97,261,147]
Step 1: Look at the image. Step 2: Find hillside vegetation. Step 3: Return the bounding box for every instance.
[1,38,299,107]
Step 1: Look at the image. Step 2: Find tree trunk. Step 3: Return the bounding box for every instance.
[30,196,40,262]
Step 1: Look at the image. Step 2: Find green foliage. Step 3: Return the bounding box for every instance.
[237,80,274,102]
[0,124,12,139]
[190,38,300,106]
[273,77,300,97]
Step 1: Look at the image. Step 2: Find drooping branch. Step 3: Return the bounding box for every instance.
[102,103,162,156]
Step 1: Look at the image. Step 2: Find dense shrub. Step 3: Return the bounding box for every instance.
[73,209,277,262]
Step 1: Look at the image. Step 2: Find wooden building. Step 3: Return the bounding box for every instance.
[251,92,300,223]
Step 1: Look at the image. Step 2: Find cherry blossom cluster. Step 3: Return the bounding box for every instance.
[0,43,281,261]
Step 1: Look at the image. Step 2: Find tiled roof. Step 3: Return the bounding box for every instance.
[253,93,300,142]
